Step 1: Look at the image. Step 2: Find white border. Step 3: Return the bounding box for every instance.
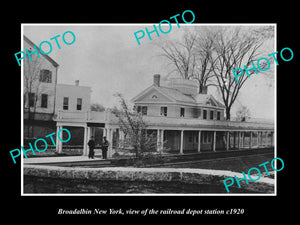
[21,23,277,197]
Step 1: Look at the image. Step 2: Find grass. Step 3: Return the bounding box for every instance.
[155,153,275,175]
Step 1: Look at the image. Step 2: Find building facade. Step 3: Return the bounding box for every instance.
[54,74,274,157]
[55,80,91,114]
[23,35,59,138]
[23,36,92,145]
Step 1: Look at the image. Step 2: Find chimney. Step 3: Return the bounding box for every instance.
[153,74,160,87]
[75,80,79,86]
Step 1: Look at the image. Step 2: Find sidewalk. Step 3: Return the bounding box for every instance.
[23,155,105,164]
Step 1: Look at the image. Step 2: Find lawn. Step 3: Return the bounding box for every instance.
[156,153,275,177]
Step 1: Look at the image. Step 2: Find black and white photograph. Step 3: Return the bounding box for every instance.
[3,4,297,221]
[21,24,276,195]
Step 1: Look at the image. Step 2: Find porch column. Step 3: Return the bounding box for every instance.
[212,131,216,152]
[237,131,240,150]
[257,131,259,148]
[180,130,184,154]
[119,129,124,149]
[87,126,91,140]
[249,131,252,149]
[271,131,274,147]
[233,132,236,149]
[161,129,164,152]
[83,126,88,156]
[226,131,229,151]
[56,125,63,153]
[107,128,113,158]
[157,129,161,152]
[197,130,201,153]
[104,128,108,137]
[241,132,244,149]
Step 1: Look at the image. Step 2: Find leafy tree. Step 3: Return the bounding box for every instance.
[112,93,157,159]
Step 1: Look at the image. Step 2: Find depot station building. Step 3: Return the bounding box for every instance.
[54,74,274,157]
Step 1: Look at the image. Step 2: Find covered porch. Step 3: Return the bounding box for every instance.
[54,110,274,158]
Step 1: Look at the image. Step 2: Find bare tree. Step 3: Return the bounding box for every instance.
[158,30,197,80]
[156,26,274,120]
[157,29,218,93]
[209,27,268,120]
[191,27,219,93]
[23,53,42,137]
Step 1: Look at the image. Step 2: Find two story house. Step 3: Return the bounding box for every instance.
[23,36,92,147]
[131,74,274,153]
[23,35,59,138]
[131,74,227,152]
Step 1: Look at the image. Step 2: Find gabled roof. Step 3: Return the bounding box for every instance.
[192,93,225,108]
[159,86,195,103]
[23,35,59,67]
[132,84,225,109]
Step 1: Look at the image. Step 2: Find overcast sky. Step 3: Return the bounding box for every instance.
[23,24,275,120]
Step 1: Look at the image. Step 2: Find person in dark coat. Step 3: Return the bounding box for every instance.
[88,136,95,159]
[101,136,109,159]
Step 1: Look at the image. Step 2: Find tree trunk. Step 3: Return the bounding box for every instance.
[198,84,202,94]
[225,107,231,121]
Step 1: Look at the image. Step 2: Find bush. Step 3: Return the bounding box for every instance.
[126,152,170,167]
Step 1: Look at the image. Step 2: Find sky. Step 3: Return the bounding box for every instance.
[23,24,275,121]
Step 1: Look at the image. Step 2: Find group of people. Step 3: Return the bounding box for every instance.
[87,136,109,159]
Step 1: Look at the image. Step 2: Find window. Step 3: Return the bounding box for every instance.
[63,97,69,110]
[203,110,207,119]
[217,111,221,120]
[188,136,193,143]
[28,92,35,107]
[136,106,147,115]
[152,95,158,99]
[141,106,147,115]
[41,94,48,108]
[39,69,52,83]
[160,107,167,117]
[77,98,82,110]
[180,108,185,117]
[210,110,214,120]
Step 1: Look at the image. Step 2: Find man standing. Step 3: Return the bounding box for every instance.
[88,136,95,159]
[102,136,109,159]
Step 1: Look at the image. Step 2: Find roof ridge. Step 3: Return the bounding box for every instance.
[23,35,59,67]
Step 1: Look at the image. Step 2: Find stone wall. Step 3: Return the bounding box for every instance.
[23,165,274,193]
